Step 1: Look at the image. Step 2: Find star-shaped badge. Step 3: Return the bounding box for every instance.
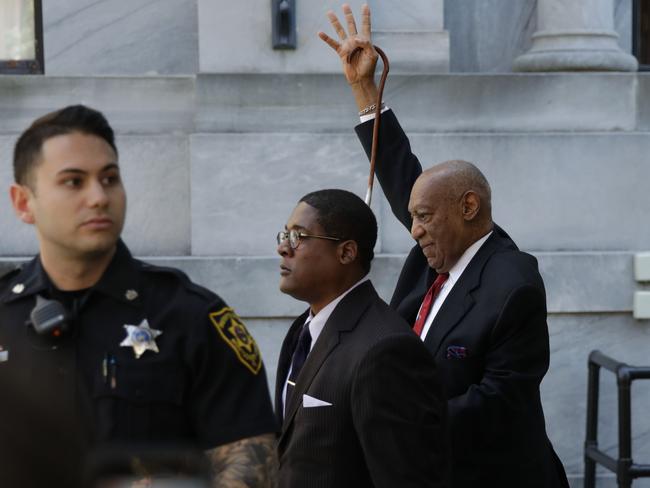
[120,319,162,359]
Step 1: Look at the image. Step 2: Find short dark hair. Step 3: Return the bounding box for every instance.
[299,189,377,273]
[13,105,117,187]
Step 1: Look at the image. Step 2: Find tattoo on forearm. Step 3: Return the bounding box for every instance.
[207,433,278,488]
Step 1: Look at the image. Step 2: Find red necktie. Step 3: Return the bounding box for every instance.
[413,273,449,336]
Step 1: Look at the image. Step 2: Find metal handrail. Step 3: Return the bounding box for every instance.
[584,350,650,487]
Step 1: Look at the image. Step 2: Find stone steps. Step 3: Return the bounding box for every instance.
[2,129,649,255]
[1,73,648,134]
[0,252,637,316]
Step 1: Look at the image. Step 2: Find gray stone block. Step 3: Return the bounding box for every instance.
[146,253,637,315]
[0,76,195,134]
[0,135,190,256]
[195,73,638,133]
[384,131,650,253]
[189,132,380,255]
[194,74,357,133]
[369,0,444,31]
[370,31,449,74]
[197,0,447,74]
[0,252,624,315]
[386,74,635,132]
[197,0,365,74]
[538,252,633,313]
[1,73,640,135]
[188,129,650,254]
[43,0,198,75]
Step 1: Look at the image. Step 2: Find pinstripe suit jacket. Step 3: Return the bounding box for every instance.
[274,280,449,488]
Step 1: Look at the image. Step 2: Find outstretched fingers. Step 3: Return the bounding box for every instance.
[342,4,358,36]
[318,31,341,52]
[327,10,348,40]
[361,4,371,39]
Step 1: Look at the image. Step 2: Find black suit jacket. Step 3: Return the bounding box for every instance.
[356,111,569,488]
[275,281,448,488]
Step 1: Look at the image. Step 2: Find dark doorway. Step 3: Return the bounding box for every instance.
[634,0,650,70]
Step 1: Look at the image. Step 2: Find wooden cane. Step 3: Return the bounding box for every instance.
[361,45,389,206]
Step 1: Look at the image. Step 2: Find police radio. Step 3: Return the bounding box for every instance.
[29,295,71,339]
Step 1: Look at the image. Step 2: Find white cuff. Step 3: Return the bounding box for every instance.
[359,106,389,124]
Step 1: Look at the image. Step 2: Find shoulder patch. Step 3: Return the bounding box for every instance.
[209,307,262,375]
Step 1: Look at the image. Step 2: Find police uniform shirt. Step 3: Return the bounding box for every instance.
[0,240,277,454]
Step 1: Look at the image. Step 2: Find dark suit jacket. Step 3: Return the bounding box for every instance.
[356,111,569,488]
[275,281,448,488]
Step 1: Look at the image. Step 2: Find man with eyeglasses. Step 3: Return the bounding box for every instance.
[274,188,448,487]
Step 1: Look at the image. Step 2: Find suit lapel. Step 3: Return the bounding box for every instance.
[423,231,509,357]
[279,281,375,444]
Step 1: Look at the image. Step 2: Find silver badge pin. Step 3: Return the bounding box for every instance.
[12,283,25,294]
[120,319,162,359]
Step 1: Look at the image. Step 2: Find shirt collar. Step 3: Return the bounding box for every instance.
[447,231,493,286]
[305,275,370,349]
[91,240,143,307]
[2,240,142,307]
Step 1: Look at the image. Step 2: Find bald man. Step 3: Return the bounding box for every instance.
[320,5,569,488]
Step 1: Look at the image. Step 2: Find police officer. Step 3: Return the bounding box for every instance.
[0,105,278,488]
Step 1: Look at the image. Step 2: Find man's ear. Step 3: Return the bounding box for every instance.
[460,190,480,221]
[10,183,36,224]
[338,240,358,265]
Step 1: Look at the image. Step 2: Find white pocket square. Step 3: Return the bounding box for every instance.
[303,394,332,408]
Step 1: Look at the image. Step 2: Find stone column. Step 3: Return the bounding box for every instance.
[514,0,637,71]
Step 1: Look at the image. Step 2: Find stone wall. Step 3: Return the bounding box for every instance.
[2,1,649,485]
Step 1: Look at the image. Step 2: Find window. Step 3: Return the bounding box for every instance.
[0,0,44,74]
[633,0,650,70]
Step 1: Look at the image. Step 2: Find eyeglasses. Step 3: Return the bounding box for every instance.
[276,229,341,249]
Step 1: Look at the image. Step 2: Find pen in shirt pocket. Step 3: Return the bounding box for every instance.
[109,355,117,389]
[102,353,117,389]
[102,354,108,384]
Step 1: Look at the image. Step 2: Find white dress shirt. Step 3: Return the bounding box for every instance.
[420,231,493,341]
[282,275,370,414]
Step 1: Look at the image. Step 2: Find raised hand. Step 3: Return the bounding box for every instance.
[318,4,379,110]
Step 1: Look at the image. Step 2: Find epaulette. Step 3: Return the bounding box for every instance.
[139,261,215,301]
[0,267,23,299]
[0,266,22,283]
